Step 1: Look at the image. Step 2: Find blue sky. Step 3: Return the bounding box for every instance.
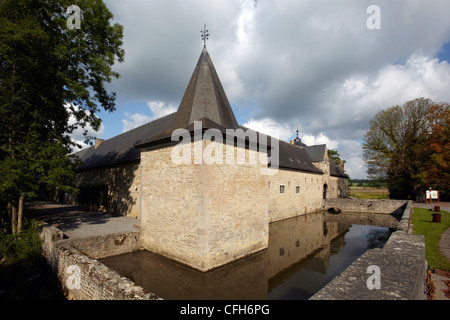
[71,0,450,179]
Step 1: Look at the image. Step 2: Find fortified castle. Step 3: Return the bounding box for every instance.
[74,35,348,271]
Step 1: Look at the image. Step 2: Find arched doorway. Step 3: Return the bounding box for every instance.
[323,184,328,199]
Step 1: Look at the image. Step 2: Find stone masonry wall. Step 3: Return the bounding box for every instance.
[311,201,427,300]
[68,231,142,259]
[324,198,407,214]
[76,161,141,218]
[267,168,323,222]
[267,168,348,222]
[139,140,268,271]
[40,226,159,300]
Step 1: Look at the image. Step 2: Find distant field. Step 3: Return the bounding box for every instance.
[349,187,390,199]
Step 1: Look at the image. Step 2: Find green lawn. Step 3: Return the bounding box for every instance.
[411,207,450,272]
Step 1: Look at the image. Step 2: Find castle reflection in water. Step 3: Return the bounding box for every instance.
[100,211,399,300]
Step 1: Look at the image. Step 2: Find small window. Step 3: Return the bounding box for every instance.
[296,185,300,194]
[280,185,285,194]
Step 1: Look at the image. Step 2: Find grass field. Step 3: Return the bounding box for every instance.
[349,187,390,199]
[411,207,450,272]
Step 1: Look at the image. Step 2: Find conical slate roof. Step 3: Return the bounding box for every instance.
[134,47,240,148]
[171,46,239,131]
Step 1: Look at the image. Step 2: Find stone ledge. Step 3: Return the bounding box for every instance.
[310,224,426,300]
[40,226,161,300]
[324,198,408,215]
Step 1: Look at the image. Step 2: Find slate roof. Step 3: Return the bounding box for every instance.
[330,161,347,178]
[133,46,240,149]
[304,145,327,162]
[171,46,239,131]
[304,144,347,178]
[75,112,176,172]
[276,139,322,173]
[73,46,342,177]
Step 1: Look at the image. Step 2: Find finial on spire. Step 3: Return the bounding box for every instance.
[296,122,299,138]
[201,23,209,47]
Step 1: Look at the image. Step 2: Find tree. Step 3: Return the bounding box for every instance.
[415,103,450,201]
[328,149,342,167]
[0,0,124,233]
[363,98,449,201]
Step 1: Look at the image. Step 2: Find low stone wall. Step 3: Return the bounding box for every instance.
[324,198,407,215]
[311,200,427,300]
[40,226,160,300]
[69,231,142,259]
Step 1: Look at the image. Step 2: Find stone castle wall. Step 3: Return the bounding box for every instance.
[74,144,348,225]
[139,140,269,271]
[73,140,348,271]
[40,226,159,300]
[266,168,348,222]
[75,161,141,218]
[266,168,324,222]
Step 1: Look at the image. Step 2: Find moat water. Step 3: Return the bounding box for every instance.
[99,211,399,300]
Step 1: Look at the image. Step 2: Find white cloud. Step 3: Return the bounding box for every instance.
[243,118,292,141]
[122,112,153,133]
[147,100,177,119]
[316,53,450,140]
[121,100,177,132]
[243,117,368,178]
[301,133,339,150]
[66,103,105,152]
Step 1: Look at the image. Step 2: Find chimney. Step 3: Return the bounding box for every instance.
[340,160,345,173]
[95,138,105,149]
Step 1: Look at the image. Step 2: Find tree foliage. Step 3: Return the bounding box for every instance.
[0,0,124,233]
[328,149,343,167]
[363,98,449,201]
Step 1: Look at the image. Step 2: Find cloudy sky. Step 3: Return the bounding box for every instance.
[71,0,450,179]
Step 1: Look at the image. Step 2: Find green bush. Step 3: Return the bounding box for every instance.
[0,219,42,265]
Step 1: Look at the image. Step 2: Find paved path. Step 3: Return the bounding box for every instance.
[26,201,140,240]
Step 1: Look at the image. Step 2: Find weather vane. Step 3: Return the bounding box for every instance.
[201,23,209,47]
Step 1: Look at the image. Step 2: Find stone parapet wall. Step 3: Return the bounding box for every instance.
[68,231,142,259]
[40,226,159,300]
[311,200,427,300]
[324,198,407,215]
